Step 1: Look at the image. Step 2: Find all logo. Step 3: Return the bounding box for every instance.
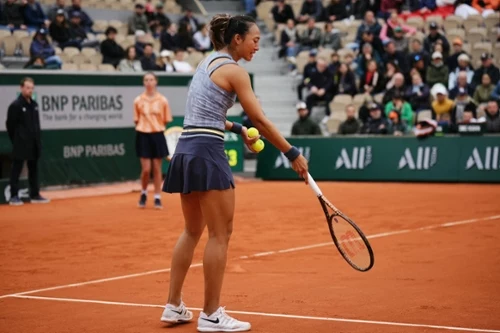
[398,147,438,170]
[335,146,372,170]
[466,146,499,170]
[274,147,311,169]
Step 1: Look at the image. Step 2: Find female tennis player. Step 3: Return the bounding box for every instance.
[134,72,172,209]
[160,14,309,332]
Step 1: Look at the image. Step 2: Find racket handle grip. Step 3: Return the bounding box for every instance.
[307,173,323,197]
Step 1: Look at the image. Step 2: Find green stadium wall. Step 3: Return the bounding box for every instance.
[256,136,500,183]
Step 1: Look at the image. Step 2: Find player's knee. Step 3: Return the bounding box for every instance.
[208,220,233,244]
[185,225,204,240]
[141,166,151,176]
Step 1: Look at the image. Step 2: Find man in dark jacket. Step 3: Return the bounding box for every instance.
[338,104,361,134]
[23,0,48,29]
[0,0,26,30]
[5,77,49,206]
[472,53,500,90]
[423,22,450,58]
[305,58,333,117]
[291,102,322,135]
[100,26,124,67]
[360,103,392,134]
[485,99,500,133]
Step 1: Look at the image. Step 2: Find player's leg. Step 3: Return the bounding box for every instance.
[161,192,205,323]
[152,158,163,209]
[138,158,151,207]
[197,188,251,332]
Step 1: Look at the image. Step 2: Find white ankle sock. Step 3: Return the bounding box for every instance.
[154,194,161,200]
[141,190,147,195]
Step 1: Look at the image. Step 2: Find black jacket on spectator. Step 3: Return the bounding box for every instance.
[450,100,476,127]
[49,22,71,44]
[179,15,200,32]
[279,29,300,58]
[383,50,408,73]
[449,84,474,100]
[472,65,500,89]
[355,22,382,44]
[308,68,333,92]
[101,38,125,67]
[408,51,430,68]
[271,3,294,24]
[140,55,157,71]
[6,95,42,160]
[291,117,322,135]
[69,22,87,41]
[160,30,180,51]
[338,118,361,134]
[324,0,348,21]
[0,1,24,26]
[347,0,368,19]
[300,0,324,20]
[485,107,500,133]
[333,71,357,95]
[383,86,406,105]
[423,33,450,57]
[148,12,170,30]
[66,6,93,32]
[405,84,431,111]
[303,62,317,81]
[360,117,391,134]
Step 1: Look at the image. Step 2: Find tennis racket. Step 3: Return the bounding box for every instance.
[307,173,374,272]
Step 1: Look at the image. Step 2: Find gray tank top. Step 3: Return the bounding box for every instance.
[183,51,237,131]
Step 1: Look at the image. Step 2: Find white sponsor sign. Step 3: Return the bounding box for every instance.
[335,146,372,170]
[398,147,438,170]
[0,85,188,131]
[466,147,500,170]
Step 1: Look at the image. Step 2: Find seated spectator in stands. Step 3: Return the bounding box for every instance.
[297,49,317,101]
[134,29,149,57]
[147,3,170,37]
[355,11,381,46]
[305,58,333,118]
[383,72,405,104]
[347,0,368,19]
[324,0,347,22]
[492,81,500,101]
[388,110,408,135]
[447,37,467,72]
[299,18,322,52]
[0,0,27,32]
[193,23,212,53]
[473,74,495,109]
[297,0,324,23]
[140,43,157,70]
[408,55,427,84]
[471,0,499,16]
[66,0,93,33]
[24,0,49,30]
[177,21,195,52]
[449,70,473,100]
[379,11,416,44]
[291,102,322,135]
[355,43,382,77]
[49,9,77,49]
[158,49,176,72]
[333,62,357,96]
[451,88,477,128]
[46,0,66,23]
[358,27,384,56]
[68,11,98,49]
[360,103,391,134]
[327,52,340,74]
[118,45,142,72]
[30,28,62,68]
[337,104,361,134]
[423,22,449,58]
[320,22,341,51]
[359,59,384,95]
[279,19,299,61]
[472,53,500,90]
[271,0,294,25]
[24,55,59,69]
[179,9,199,33]
[383,39,409,74]
[391,26,411,53]
[382,61,399,89]
[426,52,448,88]
[385,91,414,125]
[408,39,430,69]
[431,85,454,124]
[101,26,124,68]
[405,72,431,112]
[401,0,437,19]
[344,52,356,73]
[485,99,500,133]
[172,49,193,73]
[448,54,473,91]
[128,3,150,35]
[160,22,179,51]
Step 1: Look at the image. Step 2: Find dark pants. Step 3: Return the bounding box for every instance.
[10,159,39,198]
[306,93,333,117]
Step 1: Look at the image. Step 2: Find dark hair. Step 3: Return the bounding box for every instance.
[20,77,34,86]
[126,46,136,60]
[105,26,118,35]
[209,14,256,51]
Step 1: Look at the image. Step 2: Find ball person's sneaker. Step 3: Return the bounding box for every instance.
[160,301,193,324]
[197,306,251,332]
[9,196,24,206]
[30,195,50,204]
[138,193,147,208]
[154,198,163,210]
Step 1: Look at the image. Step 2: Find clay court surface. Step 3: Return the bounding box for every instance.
[1,181,500,333]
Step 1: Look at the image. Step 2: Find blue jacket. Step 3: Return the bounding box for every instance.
[492,82,500,101]
[407,0,436,11]
[24,2,46,26]
[30,39,55,59]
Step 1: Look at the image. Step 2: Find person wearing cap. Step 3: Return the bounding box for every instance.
[426,51,448,88]
[157,49,175,72]
[473,73,495,108]
[0,0,28,32]
[485,99,500,133]
[448,53,473,91]
[101,26,125,68]
[128,3,150,35]
[29,28,62,68]
[360,103,392,135]
[388,110,407,136]
[337,104,361,135]
[408,39,430,69]
[431,86,454,124]
[46,0,66,23]
[291,102,322,136]
[23,0,49,30]
[379,11,416,43]
[296,49,317,101]
[384,91,414,125]
[450,87,477,130]
[405,72,431,112]
[271,0,295,24]
[472,53,500,89]
[67,0,93,33]
[391,26,409,53]
[147,2,170,36]
[423,22,450,58]
[48,9,73,48]
[68,11,99,49]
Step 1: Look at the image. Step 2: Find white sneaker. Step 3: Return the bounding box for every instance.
[160,301,193,324]
[197,306,251,332]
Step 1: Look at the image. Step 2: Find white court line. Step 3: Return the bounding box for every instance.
[10,295,500,333]
[1,214,499,300]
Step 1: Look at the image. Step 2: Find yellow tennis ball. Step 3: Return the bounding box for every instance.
[252,139,265,153]
[247,127,259,138]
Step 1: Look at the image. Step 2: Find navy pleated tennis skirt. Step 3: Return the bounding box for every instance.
[136,131,169,159]
[162,128,235,194]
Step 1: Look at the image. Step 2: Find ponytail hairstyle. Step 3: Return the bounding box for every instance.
[209,14,256,51]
